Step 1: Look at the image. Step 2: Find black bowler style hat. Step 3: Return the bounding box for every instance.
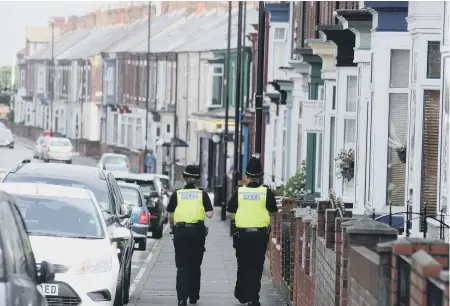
[245,156,263,179]
[183,164,201,179]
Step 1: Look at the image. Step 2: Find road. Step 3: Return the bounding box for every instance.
[0,139,161,300]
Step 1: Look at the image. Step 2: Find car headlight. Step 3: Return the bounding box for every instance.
[74,257,112,274]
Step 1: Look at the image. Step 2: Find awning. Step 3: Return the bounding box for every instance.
[156,137,188,148]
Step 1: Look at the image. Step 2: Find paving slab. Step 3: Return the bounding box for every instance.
[128,207,286,305]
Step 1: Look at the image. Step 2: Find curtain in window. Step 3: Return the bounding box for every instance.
[346,76,357,112]
[344,119,356,149]
[421,90,441,216]
[390,50,410,88]
[387,93,408,206]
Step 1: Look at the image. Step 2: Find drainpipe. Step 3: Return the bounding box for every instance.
[171,53,178,187]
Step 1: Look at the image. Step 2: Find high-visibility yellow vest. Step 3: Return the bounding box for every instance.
[174,189,206,223]
[235,186,270,228]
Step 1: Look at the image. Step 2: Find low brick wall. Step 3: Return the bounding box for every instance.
[268,197,450,306]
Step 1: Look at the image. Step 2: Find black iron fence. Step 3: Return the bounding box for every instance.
[371,205,449,240]
[397,255,411,306]
[427,278,444,306]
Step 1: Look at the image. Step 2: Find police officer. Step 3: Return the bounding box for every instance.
[226,156,278,306]
[166,165,214,305]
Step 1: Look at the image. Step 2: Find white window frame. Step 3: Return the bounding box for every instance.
[322,80,337,195]
[207,63,224,108]
[273,26,287,42]
[106,66,114,96]
[315,85,325,193]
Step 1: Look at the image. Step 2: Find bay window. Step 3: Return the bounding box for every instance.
[127,117,134,149]
[120,116,126,146]
[439,57,449,211]
[282,109,287,182]
[113,114,118,144]
[343,76,357,196]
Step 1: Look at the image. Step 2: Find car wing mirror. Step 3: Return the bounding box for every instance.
[119,203,132,219]
[110,227,131,242]
[37,261,55,284]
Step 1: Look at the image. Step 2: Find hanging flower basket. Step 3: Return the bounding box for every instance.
[335,149,355,182]
[396,146,407,163]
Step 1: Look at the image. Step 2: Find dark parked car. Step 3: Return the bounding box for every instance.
[0,190,55,306]
[1,159,139,304]
[111,172,165,239]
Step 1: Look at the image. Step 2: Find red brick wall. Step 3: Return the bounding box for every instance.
[268,197,450,306]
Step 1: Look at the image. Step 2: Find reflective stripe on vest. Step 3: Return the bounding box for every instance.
[174,189,206,223]
[235,186,270,228]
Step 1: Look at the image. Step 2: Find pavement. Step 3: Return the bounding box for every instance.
[128,207,285,306]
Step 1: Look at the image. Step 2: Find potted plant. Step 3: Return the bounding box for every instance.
[388,123,407,164]
[283,160,307,199]
[335,148,355,182]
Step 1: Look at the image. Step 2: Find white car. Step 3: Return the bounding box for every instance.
[98,153,130,172]
[0,182,123,306]
[42,137,73,164]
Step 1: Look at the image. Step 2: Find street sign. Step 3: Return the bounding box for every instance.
[302,100,325,133]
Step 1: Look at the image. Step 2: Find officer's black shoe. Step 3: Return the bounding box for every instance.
[178,300,187,305]
[189,298,198,304]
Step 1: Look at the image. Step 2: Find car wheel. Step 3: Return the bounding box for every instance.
[44,159,49,163]
[113,266,125,306]
[65,160,72,164]
[152,224,163,239]
[137,238,147,251]
[123,259,132,304]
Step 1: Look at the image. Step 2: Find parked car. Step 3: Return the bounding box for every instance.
[33,136,46,159]
[118,181,150,250]
[0,128,14,149]
[153,174,174,195]
[0,189,56,306]
[0,160,139,304]
[0,182,131,306]
[0,121,7,129]
[98,153,130,172]
[111,172,165,239]
[42,137,73,164]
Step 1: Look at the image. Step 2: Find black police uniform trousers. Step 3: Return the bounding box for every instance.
[173,224,206,301]
[233,228,270,305]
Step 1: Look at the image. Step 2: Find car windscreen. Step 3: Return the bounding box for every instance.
[3,175,111,213]
[13,194,105,239]
[50,139,71,146]
[119,186,141,206]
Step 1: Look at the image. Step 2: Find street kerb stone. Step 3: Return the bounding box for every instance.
[128,207,286,305]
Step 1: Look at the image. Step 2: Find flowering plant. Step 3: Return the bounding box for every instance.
[335,149,355,182]
[283,160,307,198]
[388,121,407,163]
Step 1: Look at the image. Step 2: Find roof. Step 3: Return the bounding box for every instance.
[26,26,60,43]
[117,181,141,190]
[56,21,142,60]
[110,171,156,181]
[0,182,92,200]
[102,153,128,158]
[29,29,93,60]
[12,163,103,180]
[105,10,188,54]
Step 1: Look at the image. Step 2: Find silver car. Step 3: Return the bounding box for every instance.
[0,128,14,149]
[33,136,46,159]
[42,137,73,164]
[98,153,130,172]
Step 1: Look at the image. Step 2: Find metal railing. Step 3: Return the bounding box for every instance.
[371,205,449,239]
[397,255,411,306]
[427,278,444,306]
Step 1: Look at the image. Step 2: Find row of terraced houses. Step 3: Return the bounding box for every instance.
[11,1,449,238]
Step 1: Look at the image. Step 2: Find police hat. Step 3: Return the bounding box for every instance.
[183,164,201,179]
[245,156,263,179]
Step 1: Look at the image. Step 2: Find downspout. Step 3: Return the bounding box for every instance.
[171,53,178,187]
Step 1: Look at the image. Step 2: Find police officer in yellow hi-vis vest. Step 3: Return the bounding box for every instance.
[166,164,214,305]
[226,156,278,306]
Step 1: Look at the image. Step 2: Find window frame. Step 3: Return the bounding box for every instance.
[426,41,441,80]
[208,63,224,108]
[273,26,287,42]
